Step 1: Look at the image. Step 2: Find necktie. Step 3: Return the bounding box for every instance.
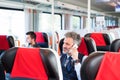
[66,56,73,72]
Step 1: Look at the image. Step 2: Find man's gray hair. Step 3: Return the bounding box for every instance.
[64,31,81,46]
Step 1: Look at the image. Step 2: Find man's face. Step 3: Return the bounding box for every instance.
[63,37,74,54]
[26,35,32,44]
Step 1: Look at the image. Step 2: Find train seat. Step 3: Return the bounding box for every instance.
[81,51,120,80]
[1,47,62,80]
[35,32,49,48]
[84,33,111,51]
[78,37,97,55]
[59,37,97,55]
[109,39,120,52]
[0,61,5,80]
[0,35,15,54]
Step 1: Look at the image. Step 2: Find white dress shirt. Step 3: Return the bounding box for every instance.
[74,56,88,80]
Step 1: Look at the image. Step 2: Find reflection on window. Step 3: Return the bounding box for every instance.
[0,9,25,44]
[39,13,61,31]
[72,16,81,30]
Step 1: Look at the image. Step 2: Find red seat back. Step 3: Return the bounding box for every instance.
[0,35,9,50]
[1,47,60,80]
[91,33,106,46]
[11,48,48,80]
[35,32,49,48]
[96,52,120,80]
[81,51,120,80]
[85,33,111,51]
[35,32,45,43]
[78,38,88,55]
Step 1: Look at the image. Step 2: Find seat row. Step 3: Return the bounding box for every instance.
[0,32,120,79]
[58,32,120,56]
[1,45,120,80]
[0,32,49,54]
[1,32,120,56]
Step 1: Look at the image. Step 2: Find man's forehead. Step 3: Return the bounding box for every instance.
[26,35,30,38]
[64,37,73,43]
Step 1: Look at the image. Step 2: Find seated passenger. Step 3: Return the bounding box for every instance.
[23,31,39,48]
[5,31,40,80]
[60,31,87,80]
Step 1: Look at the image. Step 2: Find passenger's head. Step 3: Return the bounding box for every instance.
[63,31,81,53]
[26,31,36,44]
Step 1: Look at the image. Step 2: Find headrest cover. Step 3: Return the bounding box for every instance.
[11,48,48,80]
[91,33,106,46]
[96,52,120,80]
[35,32,45,43]
[77,38,88,55]
[0,35,9,50]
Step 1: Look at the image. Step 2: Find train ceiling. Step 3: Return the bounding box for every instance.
[3,0,120,17]
[58,0,120,17]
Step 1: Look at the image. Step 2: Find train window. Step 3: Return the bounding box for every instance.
[71,16,81,30]
[105,19,109,27]
[83,17,93,29]
[39,13,61,31]
[105,17,118,27]
[91,17,95,29]
[0,9,25,43]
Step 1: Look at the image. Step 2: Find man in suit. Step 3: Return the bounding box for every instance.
[60,31,86,80]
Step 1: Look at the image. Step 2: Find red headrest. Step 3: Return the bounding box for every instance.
[35,32,45,43]
[0,35,9,50]
[96,52,120,80]
[91,33,106,46]
[11,48,48,80]
[77,37,88,55]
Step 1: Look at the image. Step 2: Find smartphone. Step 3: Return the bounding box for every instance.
[72,44,78,48]
[69,44,78,53]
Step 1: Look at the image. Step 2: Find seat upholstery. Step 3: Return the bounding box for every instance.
[59,37,96,55]
[84,33,111,51]
[81,52,104,80]
[35,32,49,48]
[78,37,97,55]
[109,39,120,52]
[0,61,5,80]
[81,51,120,80]
[1,47,62,80]
[0,35,15,54]
[59,38,64,54]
